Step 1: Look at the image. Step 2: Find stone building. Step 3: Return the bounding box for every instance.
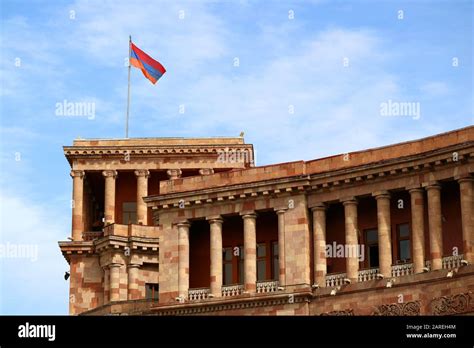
[59,126,473,316]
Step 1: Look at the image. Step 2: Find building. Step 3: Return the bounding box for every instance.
[59,126,474,316]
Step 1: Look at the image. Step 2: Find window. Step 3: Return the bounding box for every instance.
[223,246,244,285]
[145,283,159,300]
[272,241,279,281]
[238,246,244,284]
[122,202,137,224]
[397,223,411,262]
[223,247,233,285]
[257,243,266,281]
[365,229,379,268]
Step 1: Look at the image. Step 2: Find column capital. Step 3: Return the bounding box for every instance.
[341,197,358,206]
[102,170,118,178]
[134,169,150,178]
[372,190,391,199]
[424,181,441,191]
[275,208,287,215]
[128,263,141,269]
[70,170,85,178]
[177,220,190,228]
[108,263,122,269]
[207,215,223,224]
[457,176,474,184]
[408,186,424,194]
[310,203,326,211]
[240,210,257,218]
[167,169,182,179]
[240,211,257,219]
[199,168,214,176]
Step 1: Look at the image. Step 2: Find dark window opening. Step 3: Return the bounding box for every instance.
[397,223,411,262]
[145,283,159,300]
[365,228,379,268]
[272,241,279,281]
[122,202,137,224]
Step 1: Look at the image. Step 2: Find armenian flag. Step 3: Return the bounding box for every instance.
[129,42,166,84]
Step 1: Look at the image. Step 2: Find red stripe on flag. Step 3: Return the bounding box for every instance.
[130,43,166,75]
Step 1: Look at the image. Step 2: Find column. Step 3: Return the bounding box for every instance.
[70,170,85,241]
[409,188,426,273]
[109,263,121,302]
[103,266,110,304]
[242,213,257,292]
[127,263,140,300]
[177,221,190,299]
[167,169,182,180]
[458,177,473,263]
[373,191,393,278]
[199,168,214,176]
[208,217,223,297]
[276,209,286,287]
[343,198,359,282]
[134,170,150,225]
[426,182,443,270]
[311,204,327,287]
[102,170,118,225]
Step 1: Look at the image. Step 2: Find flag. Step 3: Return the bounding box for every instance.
[129,42,166,84]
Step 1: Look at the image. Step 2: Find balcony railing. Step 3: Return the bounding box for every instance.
[391,263,414,277]
[82,231,104,241]
[256,280,279,293]
[442,254,464,269]
[103,223,160,238]
[222,284,244,297]
[325,273,347,287]
[358,268,379,282]
[188,288,210,301]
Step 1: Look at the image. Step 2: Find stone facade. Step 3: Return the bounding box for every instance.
[59,127,474,316]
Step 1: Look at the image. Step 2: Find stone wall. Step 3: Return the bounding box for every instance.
[69,254,103,315]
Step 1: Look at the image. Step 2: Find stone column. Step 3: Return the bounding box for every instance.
[103,266,110,304]
[127,263,140,300]
[102,170,118,225]
[373,191,392,278]
[311,204,327,287]
[167,169,182,180]
[208,217,223,297]
[343,198,359,282]
[458,177,473,263]
[109,263,121,302]
[134,170,150,225]
[242,213,257,292]
[70,170,85,241]
[409,188,426,273]
[199,168,214,176]
[177,221,190,299]
[276,209,286,287]
[426,183,443,270]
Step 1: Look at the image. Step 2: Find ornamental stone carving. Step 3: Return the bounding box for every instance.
[430,292,472,315]
[372,301,420,316]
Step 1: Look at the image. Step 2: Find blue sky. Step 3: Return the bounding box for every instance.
[0,0,472,314]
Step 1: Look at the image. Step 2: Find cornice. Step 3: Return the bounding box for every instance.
[58,235,159,263]
[63,144,254,163]
[146,142,474,210]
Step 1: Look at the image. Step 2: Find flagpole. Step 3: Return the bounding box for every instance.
[126,35,132,138]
